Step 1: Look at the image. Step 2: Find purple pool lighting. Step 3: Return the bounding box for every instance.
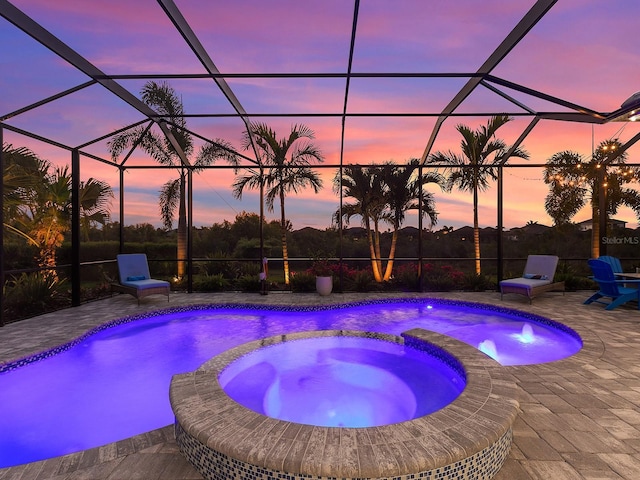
[0,298,581,468]
[219,335,465,427]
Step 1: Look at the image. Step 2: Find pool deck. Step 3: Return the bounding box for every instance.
[1,290,640,480]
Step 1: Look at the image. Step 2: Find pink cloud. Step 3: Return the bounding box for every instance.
[4,1,640,233]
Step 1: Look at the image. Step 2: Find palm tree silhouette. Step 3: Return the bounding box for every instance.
[335,160,443,282]
[427,115,529,274]
[232,122,324,285]
[380,160,444,280]
[335,165,387,281]
[108,81,238,278]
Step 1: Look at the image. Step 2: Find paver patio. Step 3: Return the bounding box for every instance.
[1,290,639,479]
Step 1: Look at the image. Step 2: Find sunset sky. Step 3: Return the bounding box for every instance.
[1,0,640,231]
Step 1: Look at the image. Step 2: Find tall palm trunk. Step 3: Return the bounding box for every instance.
[177,173,187,279]
[364,216,382,281]
[38,248,59,281]
[34,224,65,281]
[591,204,600,258]
[279,189,290,285]
[383,225,399,281]
[472,175,481,275]
[373,218,384,282]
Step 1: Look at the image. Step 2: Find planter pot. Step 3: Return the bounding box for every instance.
[315,276,333,296]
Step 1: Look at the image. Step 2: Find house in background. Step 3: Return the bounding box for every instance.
[505,223,551,241]
[449,226,497,243]
[577,219,626,231]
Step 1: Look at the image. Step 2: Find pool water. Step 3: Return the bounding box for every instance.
[219,336,466,427]
[0,298,582,467]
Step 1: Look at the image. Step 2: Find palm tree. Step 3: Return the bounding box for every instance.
[3,144,113,276]
[335,161,443,282]
[78,177,113,241]
[232,122,324,286]
[3,143,46,222]
[381,159,444,280]
[544,139,640,258]
[107,81,238,278]
[335,165,387,281]
[5,163,69,275]
[427,115,529,274]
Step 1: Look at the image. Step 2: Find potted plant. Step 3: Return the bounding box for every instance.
[310,257,333,296]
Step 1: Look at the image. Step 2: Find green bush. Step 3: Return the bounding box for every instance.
[556,272,595,291]
[236,274,261,292]
[193,273,229,292]
[238,261,261,277]
[461,273,496,291]
[421,264,465,292]
[4,273,69,322]
[344,270,377,292]
[390,264,420,291]
[555,261,595,291]
[196,252,238,278]
[80,281,112,302]
[290,272,316,292]
[3,241,38,271]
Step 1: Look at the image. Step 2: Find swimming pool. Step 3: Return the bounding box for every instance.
[0,298,582,467]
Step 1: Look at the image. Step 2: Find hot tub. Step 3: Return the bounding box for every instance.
[170,329,519,480]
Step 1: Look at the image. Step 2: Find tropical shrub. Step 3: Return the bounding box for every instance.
[461,273,496,291]
[3,273,68,322]
[236,274,261,292]
[555,272,595,291]
[238,261,261,277]
[193,273,229,292]
[79,281,112,303]
[421,263,465,291]
[390,263,420,291]
[344,270,377,292]
[289,271,316,292]
[198,253,231,275]
[308,257,333,277]
[554,261,595,291]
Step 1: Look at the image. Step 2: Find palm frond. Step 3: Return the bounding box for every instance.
[195,139,240,170]
[159,178,180,230]
[140,129,179,166]
[78,178,113,220]
[107,125,150,161]
[231,173,262,200]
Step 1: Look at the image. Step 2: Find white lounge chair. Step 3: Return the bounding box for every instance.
[112,253,170,304]
[499,255,565,303]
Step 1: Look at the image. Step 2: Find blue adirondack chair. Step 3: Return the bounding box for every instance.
[585,259,640,310]
[598,255,623,275]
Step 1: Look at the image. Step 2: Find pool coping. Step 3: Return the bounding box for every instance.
[170,328,520,479]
